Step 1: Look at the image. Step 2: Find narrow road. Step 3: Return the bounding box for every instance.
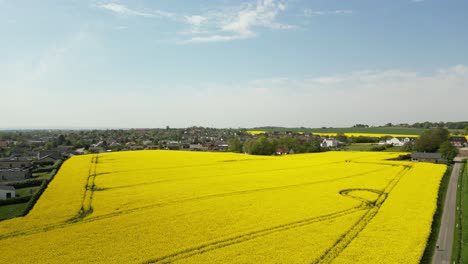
[432,162,462,264]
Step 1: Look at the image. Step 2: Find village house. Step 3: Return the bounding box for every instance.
[275,147,288,155]
[126,145,144,151]
[37,151,62,164]
[382,137,412,147]
[145,145,159,150]
[0,186,15,200]
[320,139,339,149]
[0,168,32,182]
[217,143,229,151]
[411,152,447,164]
[0,157,32,169]
[450,136,468,148]
[189,144,207,151]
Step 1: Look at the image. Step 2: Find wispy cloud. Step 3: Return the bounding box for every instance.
[187,0,294,43]
[304,9,353,16]
[96,1,293,43]
[183,15,208,34]
[98,3,174,18]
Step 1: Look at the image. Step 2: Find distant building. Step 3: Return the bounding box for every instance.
[37,151,62,164]
[0,186,15,200]
[89,146,105,153]
[217,143,229,151]
[384,137,412,147]
[411,152,447,164]
[450,136,468,148]
[189,144,207,151]
[321,139,339,148]
[0,158,32,169]
[275,147,288,155]
[0,169,32,182]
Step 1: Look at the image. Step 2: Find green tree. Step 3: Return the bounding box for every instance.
[57,134,66,145]
[227,137,242,153]
[336,133,348,143]
[243,138,254,154]
[438,141,458,162]
[251,136,275,155]
[401,142,413,152]
[414,128,450,152]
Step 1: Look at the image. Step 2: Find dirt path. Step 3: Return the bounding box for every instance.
[432,162,462,264]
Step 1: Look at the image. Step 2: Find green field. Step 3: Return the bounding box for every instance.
[0,186,40,221]
[251,127,430,135]
[15,186,39,197]
[0,203,28,220]
[344,144,403,152]
[453,161,468,263]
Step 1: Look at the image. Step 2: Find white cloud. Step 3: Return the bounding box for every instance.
[304,9,353,16]
[187,0,294,43]
[98,3,174,18]
[189,34,250,43]
[96,1,292,43]
[183,15,208,34]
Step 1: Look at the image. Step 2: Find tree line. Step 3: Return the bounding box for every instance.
[402,128,459,162]
[228,136,322,155]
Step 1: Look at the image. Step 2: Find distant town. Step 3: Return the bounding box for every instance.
[1,123,467,185]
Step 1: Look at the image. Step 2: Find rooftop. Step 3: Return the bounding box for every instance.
[0,186,15,191]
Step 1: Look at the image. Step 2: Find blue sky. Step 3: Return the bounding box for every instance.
[1,0,467,129]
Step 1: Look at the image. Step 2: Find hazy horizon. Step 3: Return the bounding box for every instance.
[1,0,468,129]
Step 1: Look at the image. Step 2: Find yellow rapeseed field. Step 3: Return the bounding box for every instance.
[246,130,419,138]
[0,151,445,263]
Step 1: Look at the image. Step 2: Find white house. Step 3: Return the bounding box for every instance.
[321,139,339,148]
[385,137,411,147]
[0,186,15,200]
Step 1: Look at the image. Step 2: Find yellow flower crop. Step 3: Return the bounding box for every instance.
[0,151,445,263]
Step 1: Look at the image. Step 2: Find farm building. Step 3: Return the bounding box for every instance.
[0,186,15,200]
[321,139,339,148]
[37,151,62,164]
[0,158,32,169]
[275,147,288,155]
[450,136,468,147]
[0,169,32,182]
[384,137,412,147]
[411,152,447,164]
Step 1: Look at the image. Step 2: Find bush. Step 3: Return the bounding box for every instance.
[370,145,386,151]
[0,196,31,206]
[7,179,45,189]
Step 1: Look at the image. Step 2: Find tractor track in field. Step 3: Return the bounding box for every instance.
[0,164,394,241]
[312,165,411,263]
[0,159,408,259]
[94,162,393,192]
[142,165,411,264]
[92,159,397,191]
[80,166,392,222]
[143,206,364,263]
[68,154,99,222]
